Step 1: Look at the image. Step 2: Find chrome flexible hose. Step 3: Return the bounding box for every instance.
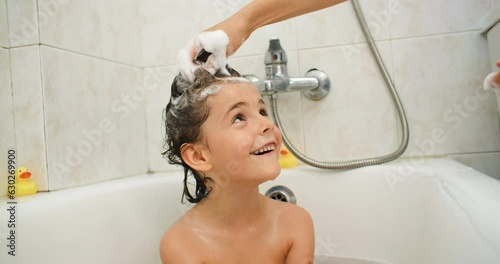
[271,0,409,169]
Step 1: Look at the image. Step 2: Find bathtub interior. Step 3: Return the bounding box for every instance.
[260,158,500,264]
[0,174,185,264]
[0,158,499,264]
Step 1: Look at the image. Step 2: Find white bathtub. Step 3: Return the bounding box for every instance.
[1,158,499,264]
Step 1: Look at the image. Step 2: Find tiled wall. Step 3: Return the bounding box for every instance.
[0,0,8,47]
[140,0,500,179]
[0,0,151,196]
[1,0,13,197]
[40,46,148,190]
[0,46,15,196]
[1,0,500,196]
[10,46,48,192]
[146,0,500,177]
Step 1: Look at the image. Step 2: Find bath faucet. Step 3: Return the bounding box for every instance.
[244,38,330,100]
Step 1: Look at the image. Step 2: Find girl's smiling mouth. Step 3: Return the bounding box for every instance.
[251,143,276,155]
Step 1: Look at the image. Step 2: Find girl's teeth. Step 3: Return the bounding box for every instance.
[253,145,274,155]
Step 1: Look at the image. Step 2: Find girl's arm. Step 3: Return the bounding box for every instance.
[284,206,315,264]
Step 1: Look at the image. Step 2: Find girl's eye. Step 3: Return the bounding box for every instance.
[260,109,268,116]
[233,114,245,123]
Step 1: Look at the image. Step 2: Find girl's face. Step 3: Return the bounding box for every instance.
[200,82,282,186]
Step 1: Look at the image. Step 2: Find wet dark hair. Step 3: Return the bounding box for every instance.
[162,66,242,203]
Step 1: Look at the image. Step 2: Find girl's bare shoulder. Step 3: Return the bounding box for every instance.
[264,196,312,222]
[159,213,201,263]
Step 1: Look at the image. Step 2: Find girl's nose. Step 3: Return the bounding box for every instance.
[259,115,275,134]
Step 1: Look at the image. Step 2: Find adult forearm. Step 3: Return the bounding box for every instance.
[240,0,348,33]
[204,0,347,56]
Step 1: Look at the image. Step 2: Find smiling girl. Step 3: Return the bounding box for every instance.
[160,67,314,263]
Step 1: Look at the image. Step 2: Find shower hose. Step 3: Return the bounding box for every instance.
[271,0,409,169]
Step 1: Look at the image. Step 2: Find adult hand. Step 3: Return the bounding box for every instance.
[206,15,252,57]
[177,30,231,83]
[484,60,500,90]
[176,0,346,82]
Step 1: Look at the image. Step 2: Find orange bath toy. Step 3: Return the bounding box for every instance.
[279,146,298,168]
[14,167,37,196]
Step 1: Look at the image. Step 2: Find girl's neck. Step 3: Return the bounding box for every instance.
[193,183,265,228]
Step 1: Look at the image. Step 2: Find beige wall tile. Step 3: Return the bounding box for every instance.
[144,65,178,172]
[298,41,400,161]
[10,46,48,191]
[0,47,14,196]
[296,0,389,49]
[392,33,500,156]
[0,0,8,47]
[7,0,39,47]
[39,0,142,66]
[391,0,489,39]
[140,0,213,67]
[40,46,147,190]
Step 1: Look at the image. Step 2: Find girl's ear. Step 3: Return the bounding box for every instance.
[180,143,213,172]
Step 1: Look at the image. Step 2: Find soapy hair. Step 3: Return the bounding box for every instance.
[162,66,245,203]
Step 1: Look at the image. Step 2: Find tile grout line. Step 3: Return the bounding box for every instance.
[446,150,500,156]
[40,44,143,69]
[290,29,483,53]
[36,0,50,190]
[292,17,308,154]
[3,0,10,48]
[36,0,40,45]
[37,43,50,191]
[141,67,152,174]
[4,0,17,198]
[107,30,483,69]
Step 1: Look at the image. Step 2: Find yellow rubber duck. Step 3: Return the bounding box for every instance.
[14,167,37,196]
[278,146,298,168]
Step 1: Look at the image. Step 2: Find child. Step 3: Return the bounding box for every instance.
[160,66,314,263]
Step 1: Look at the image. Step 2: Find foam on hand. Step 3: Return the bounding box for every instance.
[178,30,230,83]
[483,71,500,91]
